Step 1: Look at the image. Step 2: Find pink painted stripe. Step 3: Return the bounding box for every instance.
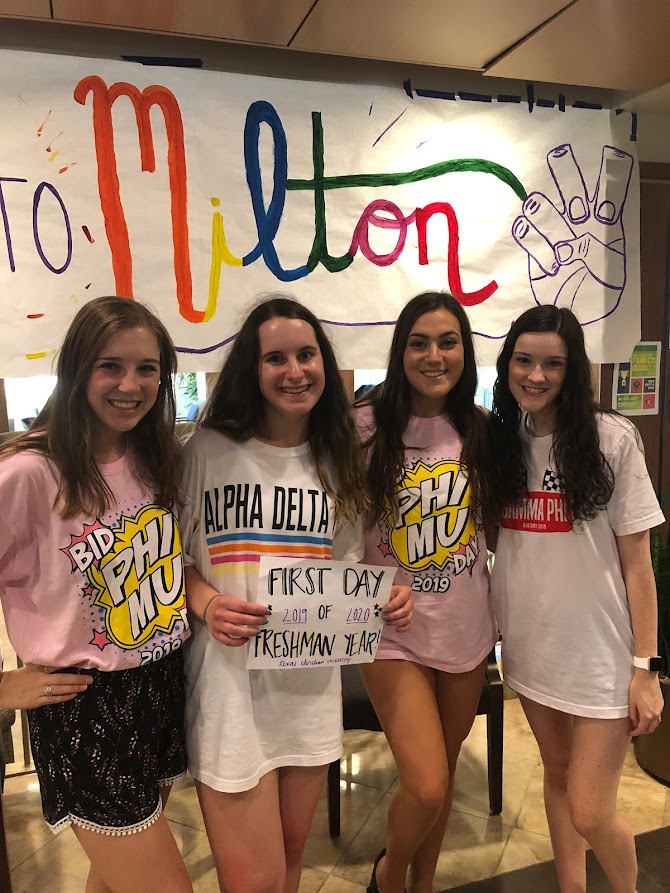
[211,549,331,565]
[211,553,258,565]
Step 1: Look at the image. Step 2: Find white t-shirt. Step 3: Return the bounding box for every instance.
[179,428,363,792]
[491,413,665,718]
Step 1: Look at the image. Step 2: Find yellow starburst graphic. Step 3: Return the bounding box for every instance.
[387,459,474,572]
[88,505,185,649]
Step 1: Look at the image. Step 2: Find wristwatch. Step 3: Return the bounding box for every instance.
[633,656,663,672]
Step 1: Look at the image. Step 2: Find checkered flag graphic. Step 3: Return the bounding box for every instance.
[542,469,561,492]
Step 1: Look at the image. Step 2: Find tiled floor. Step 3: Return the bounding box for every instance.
[446,826,670,892]
[3,698,670,892]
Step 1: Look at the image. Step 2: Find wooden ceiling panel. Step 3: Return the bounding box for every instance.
[0,0,51,17]
[52,0,315,45]
[486,0,670,92]
[290,0,570,69]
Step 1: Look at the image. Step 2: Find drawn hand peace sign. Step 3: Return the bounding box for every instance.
[512,144,634,320]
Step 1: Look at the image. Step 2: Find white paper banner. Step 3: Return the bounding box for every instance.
[247,557,395,669]
[0,49,640,374]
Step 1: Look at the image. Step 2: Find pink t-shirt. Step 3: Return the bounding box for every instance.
[0,450,189,671]
[355,406,496,673]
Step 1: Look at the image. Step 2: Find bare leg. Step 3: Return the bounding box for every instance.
[195,772,285,893]
[278,764,329,893]
[568,716,637,893]
[73,810,192,893]
[409,659,487,893]
[520,697,586,893]
[83,782,177,892]
[361,660,448,893]
[85,866,113,893]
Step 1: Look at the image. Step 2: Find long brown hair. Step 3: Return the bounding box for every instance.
[0,296,181,518]
[355,291,493,528]
[490,304,615,522]
[200,296,367,521]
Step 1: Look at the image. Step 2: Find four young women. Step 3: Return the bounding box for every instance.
[0,293,663,893]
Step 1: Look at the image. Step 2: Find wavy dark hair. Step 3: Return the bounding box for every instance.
[0,296,181,518]
[355,291,493,528]
[200,296,367,522]
[490,304,614,522]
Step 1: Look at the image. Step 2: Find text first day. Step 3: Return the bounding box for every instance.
[267,562,388,600]
[248,556,395,670]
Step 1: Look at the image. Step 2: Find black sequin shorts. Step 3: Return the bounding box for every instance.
[28,649,186,836]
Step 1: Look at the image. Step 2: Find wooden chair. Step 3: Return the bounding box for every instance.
[327,648,503,837]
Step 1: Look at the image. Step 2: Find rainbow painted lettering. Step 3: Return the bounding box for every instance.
[74,78,528,322]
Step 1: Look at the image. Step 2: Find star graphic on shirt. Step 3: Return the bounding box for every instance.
[82,582,95,599]
[378,541,391,557]
[89,629,111,650]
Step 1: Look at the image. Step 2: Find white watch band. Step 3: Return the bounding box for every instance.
[633,656,662,671]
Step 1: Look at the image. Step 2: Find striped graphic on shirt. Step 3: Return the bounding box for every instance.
[207,530,333,574]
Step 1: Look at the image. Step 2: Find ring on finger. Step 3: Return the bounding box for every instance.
[44,684,53,697]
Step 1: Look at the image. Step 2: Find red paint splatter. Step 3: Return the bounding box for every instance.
[58,162,76,174]
[82,225,94,243]
[37,110,52,138]
[26,313,44,319]
[45,131,63,152]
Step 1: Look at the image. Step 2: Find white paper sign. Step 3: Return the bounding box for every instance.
[246,557,395,669]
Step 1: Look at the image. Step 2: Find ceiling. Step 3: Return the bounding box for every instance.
[2,0,670,108]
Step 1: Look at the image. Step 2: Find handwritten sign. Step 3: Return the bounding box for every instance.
[246,557,395,669]
[0,49,641,373]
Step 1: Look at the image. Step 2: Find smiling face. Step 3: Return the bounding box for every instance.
[508,331,568,434]
[402,308,465,416]
[258,316,325,443]
[85,326,161,458]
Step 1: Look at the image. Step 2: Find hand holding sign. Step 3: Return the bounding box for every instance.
[512,144,633,318]
[204,592,269,648]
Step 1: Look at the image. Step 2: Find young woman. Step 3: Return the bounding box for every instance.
[179,296,412,893]
[354,291,497,893]
[0,296,192,892]
[490,304,664,893]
